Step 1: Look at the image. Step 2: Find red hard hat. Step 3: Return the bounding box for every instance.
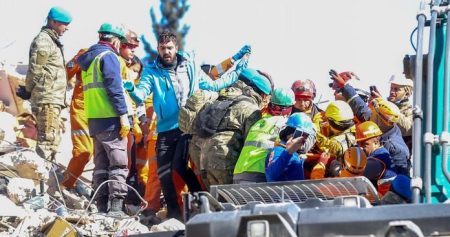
[291,79,316,100]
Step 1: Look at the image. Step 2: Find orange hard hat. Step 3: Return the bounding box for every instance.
[355,121,382,142]
[343,146,367,174]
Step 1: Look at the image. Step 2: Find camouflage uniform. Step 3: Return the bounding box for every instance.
[189,81,246,187]
[25,27,67,161]
[199,84,263,186]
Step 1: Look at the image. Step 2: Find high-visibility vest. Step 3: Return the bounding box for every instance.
[82,51,120,118]
[234,115,287,174]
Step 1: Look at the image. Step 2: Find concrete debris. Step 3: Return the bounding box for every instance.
[0,195,26,217]
[2,150,49,181]
[7,177,38,204]
[150,218,185,232]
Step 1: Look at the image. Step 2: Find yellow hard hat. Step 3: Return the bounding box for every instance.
[369,98,400,124]
[343,146,367,174]
[325,101,354,122]
[355,121,382,141]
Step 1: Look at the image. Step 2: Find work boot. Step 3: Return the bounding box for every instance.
[108,198,128,217]
[139,209,162,227]
[96,197,109,213]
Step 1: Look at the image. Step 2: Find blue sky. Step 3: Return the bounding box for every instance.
[0,0,422,105]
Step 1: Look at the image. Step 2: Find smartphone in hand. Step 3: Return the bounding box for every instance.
[293,129,309,140]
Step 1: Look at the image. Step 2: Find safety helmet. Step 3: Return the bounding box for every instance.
[291,79,316,100]
[389,74,413,88]
[240,68,272,95]
[343,146,367,174]
[271,88,295,106]
[285,112,315,136]
[369,98,400,124]
[325,101,354,122]
[47,6,72,24]
[124,29,140,46]
[355,121,382,142]
[98,23,126,40]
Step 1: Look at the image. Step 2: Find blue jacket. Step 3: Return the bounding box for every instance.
[265,145,305,182]
[341,84,410,175]
[129,51,240,133]
[77,42,127,135]
[364,146,397,181]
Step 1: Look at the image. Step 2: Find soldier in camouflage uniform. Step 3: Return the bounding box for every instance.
[18,7,72,161]
[197,68,273,186]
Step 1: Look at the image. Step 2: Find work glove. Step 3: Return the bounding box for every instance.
[329,70,356,89]
[232,45,251,62]
[16,85,31,100]
[132,117,143,143]
[123,80,135,92]
[119,114,131,138]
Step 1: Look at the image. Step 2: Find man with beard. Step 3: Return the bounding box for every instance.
[386,75,413,151]
[18,7,72,161]
[123,30,250,219]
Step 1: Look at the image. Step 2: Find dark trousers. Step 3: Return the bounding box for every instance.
[156,128,202,219]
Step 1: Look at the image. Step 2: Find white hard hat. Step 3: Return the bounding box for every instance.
[389,74,414,87]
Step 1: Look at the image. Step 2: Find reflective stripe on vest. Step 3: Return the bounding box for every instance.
[234,116,287,175]
[82,51,119,119]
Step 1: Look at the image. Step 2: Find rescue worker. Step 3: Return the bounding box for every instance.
[184,56,250,189]
[17,6,72,161]
[123,30,249,219]
[265,112,316,182]
[198,68,272,186]
[62,49,92,190]
[233,88,295,184]
[313,101,356,177]
[356,121,397,195]
[310,146,367,179]
[291,79,322,119]
[77,23,130,215]
[386,74,413,151]
[331,70,410,176]
[117,29,146,208]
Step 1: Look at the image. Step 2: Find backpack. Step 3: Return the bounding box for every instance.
[195,95,253,138]
[178,90,219,134]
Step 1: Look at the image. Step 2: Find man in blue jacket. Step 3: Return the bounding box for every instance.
[77,23,130,215]
[265,112,317,182]
[124,30,250,219]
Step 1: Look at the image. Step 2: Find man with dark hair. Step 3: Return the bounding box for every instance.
[18,6,72,161]
[124,30,250,219]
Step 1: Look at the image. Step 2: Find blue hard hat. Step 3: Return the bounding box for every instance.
[391,174,412,201]
[240,68,272,95]
[48,6,72,24]
[285,112,315,136]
